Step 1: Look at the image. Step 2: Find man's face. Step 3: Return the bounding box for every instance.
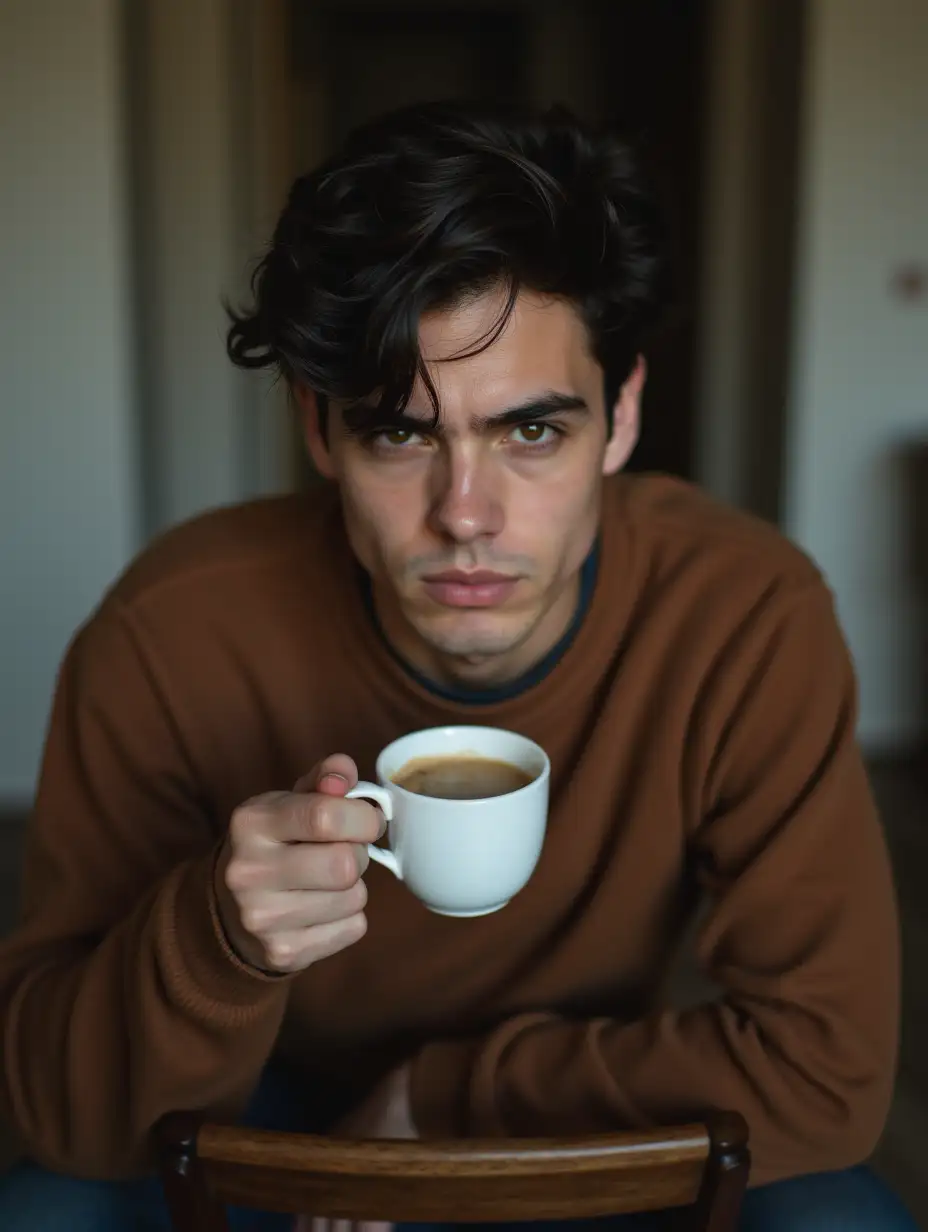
[303,289,642,688]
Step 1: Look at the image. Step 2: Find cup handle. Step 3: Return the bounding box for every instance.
[345,781,401,880]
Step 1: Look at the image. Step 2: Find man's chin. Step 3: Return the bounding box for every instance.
[411,611,532,662]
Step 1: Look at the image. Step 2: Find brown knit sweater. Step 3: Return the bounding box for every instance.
[0,475,899,1185]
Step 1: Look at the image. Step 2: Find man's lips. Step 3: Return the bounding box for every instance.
[420,570,520,608]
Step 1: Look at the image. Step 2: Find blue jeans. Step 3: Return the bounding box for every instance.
[0,1063,917,1231]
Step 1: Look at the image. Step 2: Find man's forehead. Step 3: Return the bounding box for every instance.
[417,288,588,365]
[411,303,594,421]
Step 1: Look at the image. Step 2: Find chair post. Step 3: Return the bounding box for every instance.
[155,1111,230,1232]
[691,1112,750,1232]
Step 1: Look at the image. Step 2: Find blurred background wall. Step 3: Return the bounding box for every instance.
[782,0,928,750]
[1,0,926,807]
[0,0,139,804]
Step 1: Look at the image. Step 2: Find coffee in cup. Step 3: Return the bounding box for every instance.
[391,754,536,800]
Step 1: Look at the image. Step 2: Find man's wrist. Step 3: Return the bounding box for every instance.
[157,850,292,1016]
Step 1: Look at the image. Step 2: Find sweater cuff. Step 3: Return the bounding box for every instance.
[409,1037,482,1136]
[157,847,294,1024]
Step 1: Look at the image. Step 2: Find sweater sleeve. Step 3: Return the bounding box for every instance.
[409,583,900,1186]
[0,603,291,1177]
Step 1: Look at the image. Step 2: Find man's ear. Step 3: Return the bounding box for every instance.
[603,356,646,476]
[295,385,336,479]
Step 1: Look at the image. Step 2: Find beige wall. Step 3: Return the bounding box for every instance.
[0,0,294,804]
[0,0,139,803]
[132,0,294,535]
[783,0,928,748]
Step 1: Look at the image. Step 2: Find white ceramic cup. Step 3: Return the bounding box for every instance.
[345,726,550,917]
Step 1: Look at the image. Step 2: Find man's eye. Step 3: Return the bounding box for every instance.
[369,428,424,449]
[510,423,556,446]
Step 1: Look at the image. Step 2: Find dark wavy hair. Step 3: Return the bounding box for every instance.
[227,100,669,426]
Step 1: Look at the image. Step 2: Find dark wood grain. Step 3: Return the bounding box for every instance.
[156,1112,229,1232]
[155,1114,750,1228]
[693,1114,751,1232]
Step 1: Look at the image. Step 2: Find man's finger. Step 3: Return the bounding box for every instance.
[259,912,367,971]
[277,839,370,890]
[239,881,368,933]
[264,793,384,846]
[294,754,359,796]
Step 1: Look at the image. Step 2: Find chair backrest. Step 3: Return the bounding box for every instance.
[155,1111,749,1232]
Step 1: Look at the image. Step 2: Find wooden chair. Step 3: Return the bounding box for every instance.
[154,1112,749,1231]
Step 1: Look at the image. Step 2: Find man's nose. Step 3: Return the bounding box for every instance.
[428,449,504,543]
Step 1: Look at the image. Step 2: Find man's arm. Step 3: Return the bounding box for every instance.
[0,602,292,1177]
[408,583,900,1186]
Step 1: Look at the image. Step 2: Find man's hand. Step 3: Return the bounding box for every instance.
[215,755,385,973]
[296,1066,417,1232]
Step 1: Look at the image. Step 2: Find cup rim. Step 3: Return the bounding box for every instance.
[376,724,550,807]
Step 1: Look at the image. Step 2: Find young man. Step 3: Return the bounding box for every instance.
[0,102,915,1231]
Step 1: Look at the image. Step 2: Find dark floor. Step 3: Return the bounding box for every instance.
[0,759,926,1222]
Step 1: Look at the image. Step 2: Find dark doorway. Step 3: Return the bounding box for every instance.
[318,6,527,143]
[597,0,709,479]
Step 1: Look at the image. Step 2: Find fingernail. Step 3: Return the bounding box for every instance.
[320,772,348,788]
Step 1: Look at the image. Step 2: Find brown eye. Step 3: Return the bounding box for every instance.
[519,423,545,442]
[510,423,555,446]
[368,427,424,451]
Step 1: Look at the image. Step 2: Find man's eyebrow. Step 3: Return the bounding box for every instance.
[476,392,589,430]
[341,391,589,434]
